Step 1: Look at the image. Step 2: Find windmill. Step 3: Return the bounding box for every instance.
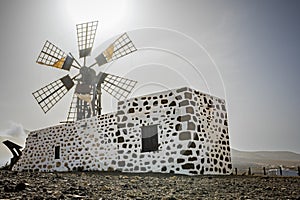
[32,21,137,122]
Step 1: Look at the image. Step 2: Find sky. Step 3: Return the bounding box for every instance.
[0,0,300,164]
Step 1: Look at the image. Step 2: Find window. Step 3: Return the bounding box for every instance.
[54,146,60,159]
[141,124,159,152]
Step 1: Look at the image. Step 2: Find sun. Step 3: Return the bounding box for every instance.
[65,0,127,29]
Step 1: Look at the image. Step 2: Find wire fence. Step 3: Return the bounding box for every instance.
[233,166,300,176]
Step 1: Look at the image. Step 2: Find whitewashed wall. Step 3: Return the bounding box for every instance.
[14,87,232,175]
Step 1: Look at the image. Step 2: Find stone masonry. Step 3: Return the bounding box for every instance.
[13,87,232,175]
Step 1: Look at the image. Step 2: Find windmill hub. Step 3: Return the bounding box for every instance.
[79,66,97,85]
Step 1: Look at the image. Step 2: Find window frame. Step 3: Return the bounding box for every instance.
[141,124,159,153]
[54,146,60,159]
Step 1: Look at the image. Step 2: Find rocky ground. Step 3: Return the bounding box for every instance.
[0,170,299,199]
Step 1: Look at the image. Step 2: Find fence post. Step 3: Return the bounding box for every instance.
[279,166,282,176]
[263,167,266,175]
[298,166,300,176]
[235,168,237,175]
[248,167,251,175]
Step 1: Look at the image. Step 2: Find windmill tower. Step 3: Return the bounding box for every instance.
[32,21,137,122]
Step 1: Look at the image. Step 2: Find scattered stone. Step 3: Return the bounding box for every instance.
[0,171,299,199]
[265,186,272,191]
[101,185,111,191]
[15,182,27,191]
[4,184,14,192]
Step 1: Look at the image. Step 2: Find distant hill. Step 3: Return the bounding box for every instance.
[231,148,300,172]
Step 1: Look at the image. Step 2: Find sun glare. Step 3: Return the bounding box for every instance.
[65,0,127,29]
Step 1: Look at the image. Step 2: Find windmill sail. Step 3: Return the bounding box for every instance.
[32,75,75,113]
[36,41,76,71]
[95,33,137,66]
[76,21,98,58]
[97,72,137,100]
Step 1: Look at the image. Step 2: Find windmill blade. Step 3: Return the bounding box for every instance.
[76,21,98,58]
[97,72,137,100]
[95,33,137,67]
[36,41,78,71]
[32,75,75,113]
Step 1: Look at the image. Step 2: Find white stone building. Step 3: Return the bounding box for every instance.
[13,87,232,175]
